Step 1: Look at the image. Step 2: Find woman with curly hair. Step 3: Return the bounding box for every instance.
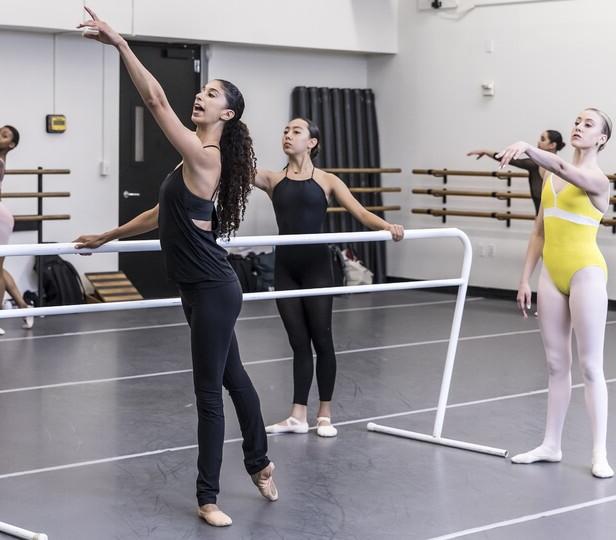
[73,7,277,527]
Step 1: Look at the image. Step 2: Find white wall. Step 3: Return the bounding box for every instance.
[0,30,119,294]
[208,43,369,238]
[1,0,397,54]
[0,31,371,295]
[368,0,616,297]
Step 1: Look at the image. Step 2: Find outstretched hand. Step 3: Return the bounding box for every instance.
[77,6,124,47]
[466,149,489,160]
[495,142,530,169]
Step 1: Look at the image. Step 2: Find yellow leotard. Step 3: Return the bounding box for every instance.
[541,174,607,295]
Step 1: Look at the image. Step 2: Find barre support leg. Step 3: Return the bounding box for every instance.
[0,520,48,540]
[367,423,507,457]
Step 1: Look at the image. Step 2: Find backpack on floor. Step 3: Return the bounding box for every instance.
[342,248,373,286]
[35,255,86,306]
[227,253,258,293]
[329,245,346,287]
[253,251,275,292]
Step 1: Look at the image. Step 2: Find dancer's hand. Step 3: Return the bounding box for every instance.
[386,223,405,242]
[495,142,530,169]
[73,233,109,255]
[77,7,125,48]
[466,149,491,160]
[517,282,532,319]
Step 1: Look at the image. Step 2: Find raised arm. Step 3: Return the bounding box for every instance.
[467,149,534,171]
[254,169,276,193]
[79,7,208,168]
[329,174,404,241]
[497,142,608,196]
[74,205,159,250]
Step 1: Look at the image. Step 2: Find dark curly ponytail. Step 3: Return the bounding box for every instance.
[216,79,255,237]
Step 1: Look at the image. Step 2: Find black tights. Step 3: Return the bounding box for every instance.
[179,280,269,506]
[275,245,337,406]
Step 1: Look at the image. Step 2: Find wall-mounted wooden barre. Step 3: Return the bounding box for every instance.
[494,212,535,221]
[323,168,402,174]
[413,169,528,179]
[5,169,71,175]
[413,208,494,219]
[412,188,531,200]
[14,214,71,222]
[349,187,402,193]
[412,208,535,221]
[328,205,401,213]
[1,192,71,198]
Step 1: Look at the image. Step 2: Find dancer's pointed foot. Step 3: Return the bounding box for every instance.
[511,445,562,464]
[251,462,278,501]
[197,504,232,527]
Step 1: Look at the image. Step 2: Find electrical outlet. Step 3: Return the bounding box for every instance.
[417,0,459,10]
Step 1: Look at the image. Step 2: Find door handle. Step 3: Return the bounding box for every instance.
[123,190,141,199]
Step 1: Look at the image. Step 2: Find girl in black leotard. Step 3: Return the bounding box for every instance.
[73,7,276,528]
[254,118,404,437]
[468,130,565,215]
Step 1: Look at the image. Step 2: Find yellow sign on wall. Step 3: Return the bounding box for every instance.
[46,114,66,133]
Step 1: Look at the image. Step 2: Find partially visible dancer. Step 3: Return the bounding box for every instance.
[254,117,404,437]
[0,125,33,335]
[75,7,277,526]
[468,129,566,215]
[498,108,613,478]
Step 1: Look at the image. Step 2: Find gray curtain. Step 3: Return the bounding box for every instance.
[291,86,387,283]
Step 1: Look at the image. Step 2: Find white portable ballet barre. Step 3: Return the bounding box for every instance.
[0,520,47,540]
[0,229,505,538]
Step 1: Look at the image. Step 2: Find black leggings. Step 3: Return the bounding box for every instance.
[274,245,337,406]
[179,279,269,506]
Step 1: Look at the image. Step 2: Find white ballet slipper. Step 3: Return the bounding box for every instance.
[197,504,232,527]
[0,327,5,336]
[511,446,562,464]
[265,416,308,434]
[316,417,338,438]
[22,316,34,329]
[592,454,614,478]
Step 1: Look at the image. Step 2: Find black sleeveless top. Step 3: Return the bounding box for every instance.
[272,168,328,235]
[158,163,236,285]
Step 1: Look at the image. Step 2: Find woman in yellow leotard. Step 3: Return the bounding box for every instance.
[498,108,613,478]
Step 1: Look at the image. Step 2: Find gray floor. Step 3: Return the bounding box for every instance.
[1,290,616,539]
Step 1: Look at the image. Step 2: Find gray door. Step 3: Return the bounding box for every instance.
[119,42,203,298]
